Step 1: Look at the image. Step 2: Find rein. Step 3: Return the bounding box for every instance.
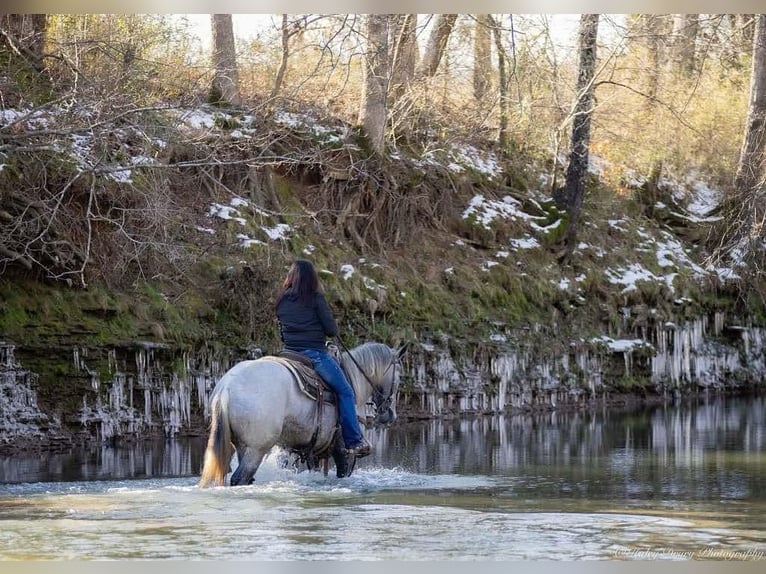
[334,337,397,413]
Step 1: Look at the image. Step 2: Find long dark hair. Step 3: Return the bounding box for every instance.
[276,259,319,305]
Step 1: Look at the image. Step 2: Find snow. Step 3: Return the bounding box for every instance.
[687,181,722,217]
[236,233,265,248]
[592,335,651,352]
[463,194,540,228]
[274,110,344,144]
[510,237,540,250]
[340,264,355,280]
[605,263,662,293]
[178,109,217,130]
[262,223,291,240]
[451,145,502,178]
[208,203,247,226]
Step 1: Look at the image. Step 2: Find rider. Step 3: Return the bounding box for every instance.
[275,259,371,457]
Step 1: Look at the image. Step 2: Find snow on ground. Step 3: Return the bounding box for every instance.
[605,263,679,294]
[274,110,344,144]
[340,264,355,280]
[462,195,543,228]
[450,145,502,178]
[686,181,722,217]
[207,195,292,242]
[592,335,653,352]
[510,236,540,250]
[414,144,503,180]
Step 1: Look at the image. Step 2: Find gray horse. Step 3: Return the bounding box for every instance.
[199,342,406,487]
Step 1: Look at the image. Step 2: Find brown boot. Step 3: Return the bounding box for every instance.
[344,438,371,458]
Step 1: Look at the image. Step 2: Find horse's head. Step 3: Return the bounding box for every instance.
[342,342,408,427]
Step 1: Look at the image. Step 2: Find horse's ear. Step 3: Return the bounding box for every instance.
[395,342,410,360]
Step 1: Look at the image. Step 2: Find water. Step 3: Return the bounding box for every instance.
[1,396,765,560]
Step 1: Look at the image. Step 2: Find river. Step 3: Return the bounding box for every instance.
[0,396,764,560]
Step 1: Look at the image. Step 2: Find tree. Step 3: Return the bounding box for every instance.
[640,15,672,206]
[473,15,492,102]
[489,15,510,151]
[416,14,457,78]
[359,14,390,154]
[389,14,418,105]
[210,14,240,106]
[671,14,698,76]
[560,14,600,258]
[271,14,290,99]
[734,14,766,195]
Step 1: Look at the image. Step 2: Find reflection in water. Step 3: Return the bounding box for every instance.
[0,396,764,560]
[0,437,207,484]
[369,396,766,501]
[1,396,764,498]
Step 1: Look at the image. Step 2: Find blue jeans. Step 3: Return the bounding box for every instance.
[299,349,364,448]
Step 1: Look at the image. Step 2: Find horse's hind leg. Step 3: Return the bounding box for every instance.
[230,447,269,486]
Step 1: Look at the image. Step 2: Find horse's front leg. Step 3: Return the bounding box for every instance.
[331,435,353,478]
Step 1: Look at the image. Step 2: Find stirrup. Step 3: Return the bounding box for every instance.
[344,438,371,458]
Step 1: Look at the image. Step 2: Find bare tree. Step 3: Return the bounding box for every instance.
[640,15,673,205]
[416,14,457,78]
[473,15,492,101]
[210,14,241,106]
[560,14,600,258]
[671,14,699,76]
[389,14,418,105]
[734,15,766,195]
[489,15,510,151]
[271,14,290,99]
[359,14,390,154]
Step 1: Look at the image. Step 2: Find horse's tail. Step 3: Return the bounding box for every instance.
[198,386,234,487]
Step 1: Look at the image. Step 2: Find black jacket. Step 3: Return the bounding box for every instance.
[276,291,338,351]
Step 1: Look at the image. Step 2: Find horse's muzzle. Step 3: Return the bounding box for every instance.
[376,407,396,426]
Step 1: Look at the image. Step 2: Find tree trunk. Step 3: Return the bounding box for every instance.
[473,15,492,101]
[734,14,766,195]
[210,14,241,106]
[389,14,418,105]
[740,14,757,48]
[271,14,289,99]
[489,16,509,152]
[416,14,457,78]
[561,14,600,256]
[642,15,671,206]
[671,14,698,76]
[359,14,390,155]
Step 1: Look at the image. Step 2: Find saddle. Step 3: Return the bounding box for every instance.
[259,351,343,473]
[260,351,336,405]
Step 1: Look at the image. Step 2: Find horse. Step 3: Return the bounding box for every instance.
[198,341,407,487]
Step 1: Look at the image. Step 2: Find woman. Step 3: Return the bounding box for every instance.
[275,259,371,457]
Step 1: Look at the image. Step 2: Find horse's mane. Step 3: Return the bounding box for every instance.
[342,342,394,386]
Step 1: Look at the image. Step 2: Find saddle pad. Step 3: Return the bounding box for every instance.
[259,356,336,404]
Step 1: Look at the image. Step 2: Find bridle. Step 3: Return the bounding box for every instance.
[333,338,399,419]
